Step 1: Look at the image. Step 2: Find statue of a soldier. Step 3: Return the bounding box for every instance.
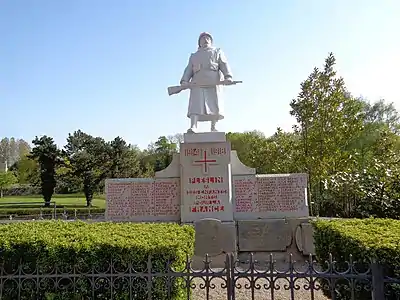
[178,32,236,133]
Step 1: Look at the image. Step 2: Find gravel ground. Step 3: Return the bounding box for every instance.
[191,277,329,300]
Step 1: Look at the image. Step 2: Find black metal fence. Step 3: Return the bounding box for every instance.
[0,253,399,300]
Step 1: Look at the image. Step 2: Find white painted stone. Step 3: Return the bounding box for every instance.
[230,150,256,175]
[180,141,233,222]
[105,178,180,222]
[233,173,309,219]
[155,153,180,178]
[183,131,226,143]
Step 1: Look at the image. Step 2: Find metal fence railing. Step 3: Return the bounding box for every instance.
[0,253,399,300]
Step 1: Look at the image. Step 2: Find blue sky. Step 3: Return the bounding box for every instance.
[1,0,399,149]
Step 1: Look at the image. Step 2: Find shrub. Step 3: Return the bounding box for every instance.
[312,218,400,299]
[2,184,40,196]
[0,221,195,299]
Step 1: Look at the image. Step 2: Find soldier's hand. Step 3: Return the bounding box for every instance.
[180,80,189,86]
[224,77,233,84]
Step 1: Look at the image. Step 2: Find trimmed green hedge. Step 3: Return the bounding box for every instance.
[0,221,195,299]
[312,218,400,299]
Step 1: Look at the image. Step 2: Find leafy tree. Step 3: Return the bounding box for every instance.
[0,171,17,198]
[9,155,40,185]
[109,137,143,178]
[289,52,365,215]
[144,136,177,173]
[0,137,31,167]
[29,136,61,206]
[64,130,112,206]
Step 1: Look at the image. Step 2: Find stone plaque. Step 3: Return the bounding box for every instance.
[194,218,236,256]
[238,220,292,252]
[105,178,180,221]
[180,141,233,222]
[233,175,258,213]
[234,173,309,219]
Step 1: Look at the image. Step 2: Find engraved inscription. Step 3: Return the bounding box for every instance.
[233,176,257,213]
[106,178,180,220]
[256,175,307,212]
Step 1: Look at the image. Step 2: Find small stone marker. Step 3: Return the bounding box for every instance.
[238,219,292,252]
[295,222,316,255]
[194,218,236,257]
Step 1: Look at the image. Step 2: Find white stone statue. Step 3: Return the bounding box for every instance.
[169,32,240,133]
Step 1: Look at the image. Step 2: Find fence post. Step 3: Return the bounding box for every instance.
[371,261,385,300]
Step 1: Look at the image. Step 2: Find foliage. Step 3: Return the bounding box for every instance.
[144,136,177,173]
[29,136,61,207]
[2,53,400,218]
[0,221,194,299]
[63,130,112,206]
[312,218,400,299]
[0,171,17,198]
[0,184,40,196]
[0,137,31,167]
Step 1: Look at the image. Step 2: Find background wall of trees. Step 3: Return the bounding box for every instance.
[1,53,399,218]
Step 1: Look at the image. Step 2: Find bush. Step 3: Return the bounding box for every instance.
[0,221,195,299]
[312,218,400,299]
[2,184,40,196]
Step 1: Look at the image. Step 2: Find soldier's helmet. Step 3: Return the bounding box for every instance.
[198,32,213,47]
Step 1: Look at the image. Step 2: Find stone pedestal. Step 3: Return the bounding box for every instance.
[180,132,236,268]
[180,132,233,222]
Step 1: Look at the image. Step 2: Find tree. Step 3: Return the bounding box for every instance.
[0,137,31,167]
[109,137,143,178]
[0,171,17,198]
[289,52,365,215]
[64,130,112,206]
[29,136,61,206]
[144,136,177,173]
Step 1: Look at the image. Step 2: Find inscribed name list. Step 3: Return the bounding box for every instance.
[180,142,232,222]
[233,175,258,213]
[256,174,307,212]
[105,178,180,221]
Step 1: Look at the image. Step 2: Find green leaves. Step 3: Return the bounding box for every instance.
[0,221,194,299]
[313,218,400,299]
[0,171,17,197]
[29,136,61,205]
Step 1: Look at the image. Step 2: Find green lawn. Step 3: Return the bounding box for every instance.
[0,194,106,215]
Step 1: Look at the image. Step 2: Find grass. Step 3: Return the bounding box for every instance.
[0,193,106,216]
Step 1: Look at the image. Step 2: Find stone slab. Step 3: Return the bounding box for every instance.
[230,150,256,175]
[105,178,180,222]
[183,132,226,143]
[233,173,309,219]
[194,218,236,256]
[295,222,315,255]
[180,141,233,222]
[238,219,292,252]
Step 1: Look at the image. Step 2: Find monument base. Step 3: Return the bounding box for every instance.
[191,218,236,269]
[183,131,226,143]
